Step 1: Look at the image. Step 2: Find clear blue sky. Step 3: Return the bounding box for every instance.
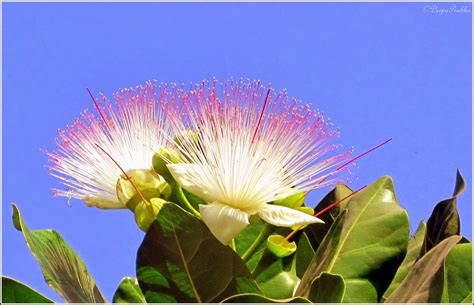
[3,2,472,302]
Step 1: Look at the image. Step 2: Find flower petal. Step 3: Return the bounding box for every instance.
[257,204,324,227]
[167,164,216,203]
[199,202,250,245]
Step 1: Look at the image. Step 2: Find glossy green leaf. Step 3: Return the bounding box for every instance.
[2,276,54,303]
[441,243,472,303]
[295,233,315,278]
[235,221,273,272]
[267,235,296,258]
[420,169,465,256]
[112,277,146,303]
[136,202,260,303]
[343,278,378,303]
[251,249,299,299]
[11,204,106,303]
[308,272,345,303]
[382,220,426,301]
[295,177,409,303]
[385,235,462,303]
[220,293,311,303]
[305,184,353,249]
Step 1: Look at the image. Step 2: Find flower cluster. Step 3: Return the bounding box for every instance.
[47,79,354,244]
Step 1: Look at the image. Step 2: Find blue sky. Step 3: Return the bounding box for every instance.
[3,2,472,301]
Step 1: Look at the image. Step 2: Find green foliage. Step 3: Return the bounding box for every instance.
[295,177,410,302]
[420,169,465,256]
[112,277,146,303]
[382,220,426,301]
[385,236,462,302]
[2,276,53,303]
[220,293,311,303]
[11,204,106,303]
[9,172,472,303]
[308,272,346,302]
[441,243,472,303]
[135,202,260,303]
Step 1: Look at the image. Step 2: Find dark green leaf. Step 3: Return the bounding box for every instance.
[2,276,54,303]
[343,278,378,302]
[295,233,315,278]
[382,220,426,301]
[136,202,260,303]
[251,249,299,299]
[295,177,410,303]
[420,170,465,256]
[112,277,146,303]
[220,293,311,303]
[308,272,345,303]
[11,204,106,303]
[305,184,353,249]
[385,235,462,303]
[441,243,472,303]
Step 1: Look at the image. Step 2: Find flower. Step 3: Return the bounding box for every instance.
[46,81,173,209]
[165,79,354,245]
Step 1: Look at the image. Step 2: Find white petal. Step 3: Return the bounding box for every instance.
[199,202,250,245]
[257,204,324,227]
[167,164,217,203]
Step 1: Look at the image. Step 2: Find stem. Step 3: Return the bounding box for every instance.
[229,239,236,251]
[175,186,201,219]
[242,223,273,262]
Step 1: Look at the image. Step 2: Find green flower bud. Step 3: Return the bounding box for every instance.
[174,130,199,147]
[274,191,306,208]
[134,198,166,232]
[267,234,297,258]
[116,168,168,211]
[152,147,181,183]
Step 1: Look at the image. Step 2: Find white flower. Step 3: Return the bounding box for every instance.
[165,79,353,244]
[46,82,173,209]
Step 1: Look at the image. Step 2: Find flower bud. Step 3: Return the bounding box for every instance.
[134,198,166,232]
[174,130,199,147]
[116,168,169,211]
[274,191,305,208]
[152,147,181,183]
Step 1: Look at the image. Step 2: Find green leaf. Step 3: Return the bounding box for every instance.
[251,248,299,299]
[420,169,465,256]
[220,293,311,303]
[295,233,315,278]
[2,276,54,303]
[308,272,345,303]
[11,204,106,303]
[343,278,378,303]
[136,202,260,303]
[382,220,426,301]
[385,235,462,303]
[305,184,353,249]
[295,177,410,303]
[235,221,272,272]
[441,243,472,303]
[112,277,146,303]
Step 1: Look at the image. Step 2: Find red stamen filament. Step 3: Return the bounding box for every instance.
[87,88,112,130]
[317,138,393,185]
[251,89,271,144]
[281,185,367,244]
